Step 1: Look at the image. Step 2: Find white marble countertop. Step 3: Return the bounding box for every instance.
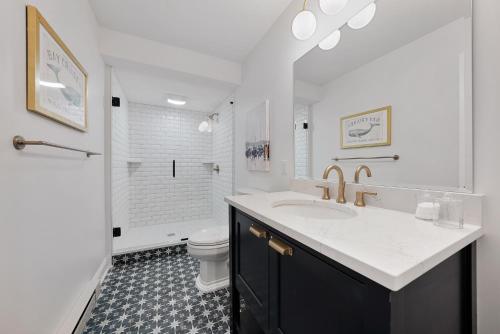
[225,191,483,291]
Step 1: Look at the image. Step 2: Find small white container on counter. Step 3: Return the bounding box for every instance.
[415,201,440,220]
[415,193,440,220]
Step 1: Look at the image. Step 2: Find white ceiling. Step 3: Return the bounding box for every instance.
[110,59,237,112]
[89,0,294,62]
[295,0,470,86]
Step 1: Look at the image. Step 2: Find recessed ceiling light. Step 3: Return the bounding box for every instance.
[348,2,376,30]
[167,98,187,106]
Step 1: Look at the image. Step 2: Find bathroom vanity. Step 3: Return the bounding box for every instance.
[226,192,482,334]
[227,0,480,332]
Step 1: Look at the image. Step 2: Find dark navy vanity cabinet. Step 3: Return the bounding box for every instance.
[229,207,475,334]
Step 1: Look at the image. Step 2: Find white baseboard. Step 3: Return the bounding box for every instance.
[72,292,97,334]
[55,257,111,334]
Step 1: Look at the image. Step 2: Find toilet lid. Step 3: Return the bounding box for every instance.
[189,225,229,246]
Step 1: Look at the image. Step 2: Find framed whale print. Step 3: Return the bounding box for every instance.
[26,5,88,131]
[340,106,392,149]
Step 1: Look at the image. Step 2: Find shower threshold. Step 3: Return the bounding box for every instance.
[112,218,219,255]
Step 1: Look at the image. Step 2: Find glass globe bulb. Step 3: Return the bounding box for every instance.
[198,121,209,132]
[319,0,349,15]
[292,10,317,40]
[347,3,376,30]
[318,30,341,50]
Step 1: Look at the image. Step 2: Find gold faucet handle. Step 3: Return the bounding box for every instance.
[315,183,331,200]
[354,191,378,207]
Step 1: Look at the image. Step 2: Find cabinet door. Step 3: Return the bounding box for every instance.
[234,211,270,331]
[269,234,366,334]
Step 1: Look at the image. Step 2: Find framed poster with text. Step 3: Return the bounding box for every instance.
[27,5,88,131]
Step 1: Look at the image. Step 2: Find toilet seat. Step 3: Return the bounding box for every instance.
[188,225,229,247]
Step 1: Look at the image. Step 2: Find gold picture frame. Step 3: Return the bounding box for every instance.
[340,106,392,149]
[26,5,88,131]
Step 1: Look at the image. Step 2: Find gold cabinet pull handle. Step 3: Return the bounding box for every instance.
[268,237,293,256]
[249,225,267,239]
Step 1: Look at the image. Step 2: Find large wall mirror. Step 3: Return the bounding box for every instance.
[293,0,472,192]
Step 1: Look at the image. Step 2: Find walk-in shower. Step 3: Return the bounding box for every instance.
[110,71,234,254]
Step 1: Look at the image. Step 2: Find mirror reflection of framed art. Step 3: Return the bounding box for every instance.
[340,106,392,149]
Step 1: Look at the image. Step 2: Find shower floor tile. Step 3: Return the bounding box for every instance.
[113,219,221,255]
[83,244,230,334]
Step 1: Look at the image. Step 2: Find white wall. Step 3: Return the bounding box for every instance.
[99,28,242,86]
[111,72,130,233]
[212,101,235,224]
[311,19,466,189]
[0,0,107,333]
[128,103,212,227]
[233,0,374,191]
[474,0,500,332]
[234,0,500,331]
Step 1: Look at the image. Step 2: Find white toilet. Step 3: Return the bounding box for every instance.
[188,187,266,292]
[188,225,230,292]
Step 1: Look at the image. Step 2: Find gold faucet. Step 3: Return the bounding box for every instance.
[354,165,372,183]
[354,165,376,206]
[317,165,346,203]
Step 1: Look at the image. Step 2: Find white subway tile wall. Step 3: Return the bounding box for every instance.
[128,103,213,228]
[212,103,234,224]
[111,75,130,233]
[294,105,311,178]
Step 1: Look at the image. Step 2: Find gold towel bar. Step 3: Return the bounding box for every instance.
[333,155,399,161]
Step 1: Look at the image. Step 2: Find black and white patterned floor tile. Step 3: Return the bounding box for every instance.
[83,244,231,334]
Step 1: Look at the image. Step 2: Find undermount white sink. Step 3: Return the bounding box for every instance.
[271,199,357,220]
